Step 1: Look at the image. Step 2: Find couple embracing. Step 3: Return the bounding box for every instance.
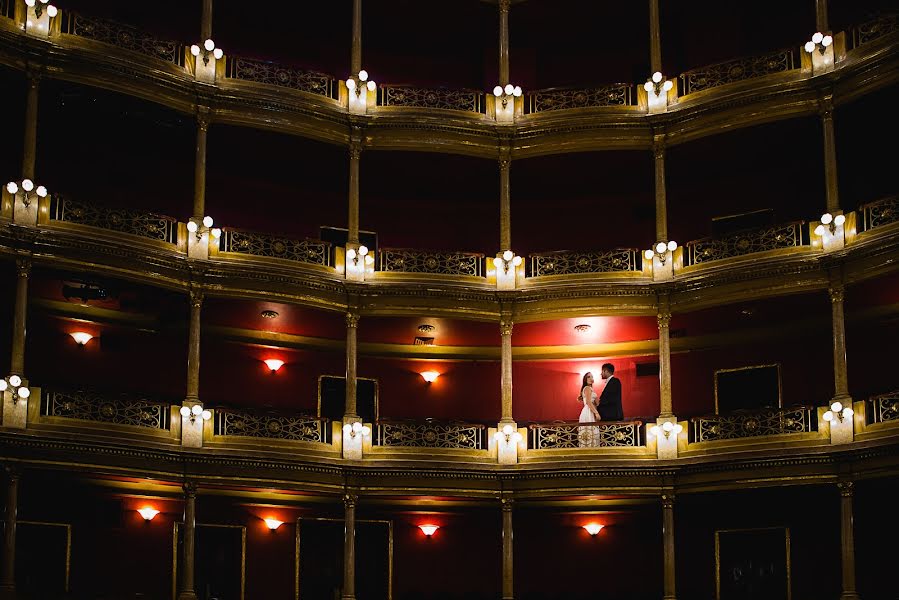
[577,364,623,447]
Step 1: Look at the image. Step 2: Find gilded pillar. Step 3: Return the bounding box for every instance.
[348,134,362,246]
[499,150,511,251]
[662,492,676,600]
[0,469,19,598]
[186,289,203,403]
[351,0,362,75]
[501,496,513,600]
[498,0,510,85]
[22,73,39,181]
[500,318,513,422]
[10,259,30,377]
[816,0,829,32]
[200,0,212,41]
[658,297,673,418]
[648,0,662,74]
[178,482,198,600]
[345,312,359,420]
[342,493,357,600]
[829,284,850,402]
[837,482,861,600]
[653,134,668,243]
[821,95,840,214]
[192,114,209,219]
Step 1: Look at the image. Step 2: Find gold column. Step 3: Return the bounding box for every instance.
[10,259,30,377]
[500,318,513,422]
[351,0,362,75]
[342,493,357,600]
[192,114,209,219]
[498,0,510,85]
[662,492,676,600]
[22,73,39,181]
[186,289,203,403]
[821,95,840,214]
[0,469,19,598]
[499,150,511,251]
[658,296,673,418]
[837,482,861,600]
[178,482,198,600]
[816,0,829,32]
[348,134,362,246]
[829,284,850,401]
[345,313,359,420]
[653,134,668,243]
[200,0,212,41]
[648,0,662,74]
[501,496,513,600]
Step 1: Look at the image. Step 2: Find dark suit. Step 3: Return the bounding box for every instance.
[598,376,623,421]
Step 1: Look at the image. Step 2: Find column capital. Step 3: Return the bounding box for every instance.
[25,70,40,87]
[498,0,511,13]
[189,288,204,308]
[183,481,198,498]
[819,93,835,119]
[661,492,675,509]
[346,312,360,329]
[349,142,362,161]
[2,466,19,482]
[829,286,845,303]
[657,311,671,329]
[343,493,358,508]
[837,480,854,497]
[498,148,511,169]
[652,133,667,158]
[500,318,513,336]
[15,258,31,278]
[500,496,514,511]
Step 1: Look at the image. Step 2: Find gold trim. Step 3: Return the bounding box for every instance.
[317,374,379,422]
[715,526,791,600]
[18,521,72,593]
[714,363,782,414]
[173,522,246,600]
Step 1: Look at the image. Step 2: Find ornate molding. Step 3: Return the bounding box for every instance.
[829,286,845,303]
[183,481,198,497]
[500,319,513,336]
[837,480,854,497]
[15,257,31,278]
[189,287,204,309]
[657,312,671,329]
[346,312,360,329]
[661,493,675,509]
[344,493,358,508]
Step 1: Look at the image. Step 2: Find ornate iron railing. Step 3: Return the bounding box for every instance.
[213,408,331,444]
[379,85,484,114]
[218,228,331,267]
[50,195,178,244]
[684,221,808,266]
[226,57,336,99]
[527,84,635,113]
[678,48,798,96]
[859,195,899,233]
[691,407,814,442]
[379,248,484,277]
[529,248,640,277]
[529,420,644,449]
[375,419,485,450]
[41,389,171,430]
[850,13,899,49]
[63,12,183,64]
[868,391,899,424]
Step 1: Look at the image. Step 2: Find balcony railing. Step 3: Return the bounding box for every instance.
[375,419,486,450]
[62,12,184,65]
[859,195,898,233]
[226,57,336,99]
[850,13,899,50]
[379,85,485,114]
[526,84,635,113]
[40,388,172,431]
[49,195,178,245]
[678,48,798,96]
[529,420,644,449]
[529,248,640,277]
[378,248,484,277]
[218,228,331,267]
[690,406,815,443]
[213,408,331,444]
[867,391,899,425]
[684,221,809,267]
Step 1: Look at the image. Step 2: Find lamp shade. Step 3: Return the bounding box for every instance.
[137,507,160,521]
[70,332,94,346]
[264,518,283,530]
[263,359,285,372]
[420,371,440,383]
[419,524,439,536]
[583,523,604,535]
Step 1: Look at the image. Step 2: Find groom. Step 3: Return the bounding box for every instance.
[597,363,623,421]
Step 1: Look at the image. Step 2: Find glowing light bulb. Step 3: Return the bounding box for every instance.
[201,410,211,420]
[204,39,215,51]
[361,425,371,436]
[191,45,200,56]
[346,78,356,91]
[211,227,222,239]
[644,249,655,260]
[202,215,213,228]
[137,507,160,521]
[187,221,198,233]
[656,241,667,254]
[667,240,677,252]
[583,523,604,535]
[822,34,833,47]
[815,224,826,236]
[512,86,522,97]
[504,84,514,95]
[831,401,843,413]
[663,80,673,92]
[346,248,357,260]
[47,5,57,17]
[35,185,47,197]
[842,407,853,418]
[662,421,674,432]
[180,406,191,417]
[358,70,368,82]
[493,86,503,97]
[492,257,503,268]
[652,71,663,83]
[420,371,439,383]
[17,387,29,399]
[366,80,376,91]
[502,424,514,435]
[512,255,522,267]
[264,518,283,530]
[70,332,93,346]
[8,375,21,388]
[812,32,823,44]
[834,214,845,226]
[25,0,35,7]
[419,524,439,536]
[823,410,834,422]
[212,48,223,60]
[343,423,352,434]
[6,182,18,194]
[805,41,816,53]
[352,422,363,433]
[821,213,833,225]
[21,179,34,192]
[263,359,285,372]
[191,404,203,416]
[0,381,6,392]
[644,81,654,92]
[358,245,368,257]
[649,425,660,437]
[502,250,514,262]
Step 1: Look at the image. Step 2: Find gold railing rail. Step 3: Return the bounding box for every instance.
[40,388,172,430]
[690,406,815,442]
[528,420,644,449]
[529,248,640,277]
[49,195,178,245]
[867,391,899,424]
[213,408,331,444]
[61,11,184,65]
[684,221,809,266]
[226,56,336,99]
[859,195,899,233]
[218,228,331,267]
[379,85,485,114]
[378,247,484,277]
[677,48,799,97]
[375,419,486,450]
[850,12,899,50]
[526,83,635,113]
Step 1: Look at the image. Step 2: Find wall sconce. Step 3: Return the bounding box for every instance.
[805,31,833,55]
[644,71,674,97]
[137,507,160,521]
[418,524,439,536]
[815,212,845,236]
[264,518,283,531]
[346,245,373,269]
[190,39,223,66]
[263,359,285,373]
[492,84,522,109]
[70,332,94,346]
[823,400,853,423]
[649,421,683,439]
[186,215,221,242]
[493,250,522,274]
[0,375,31,405]
[644,240,677,265]
[180,404,211,423]
[343,421,371,439]
[420,371,439,383]
[6,179,48,207]
[25,0,57,18]
[583,523,604,536]
[346,70,377,97]
[494,424,522,444]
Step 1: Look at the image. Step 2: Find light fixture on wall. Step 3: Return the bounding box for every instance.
[186,215,221,242]
[25,0,57,18]
[823,400,853,423]
[264,518,284,531]
[494,424,522,444]
[190,38,223,66]
[418,524,439,536]
[804,31,833,55]
[644,71,674,97]
[263,359,285,373]
[343,421,371,439]
[346,70,377,97]
[0,375,31,404]
[6,179,48,207]
[649,421,683,439]
[644,240,678,265]
[492,83,522,109]
[70,332,94,346]
[583,523,604,536]
[493,250,523,274]
[180,403,211,423]
[137,507,160,521]
[346,245,372,268]
[420,370,440,383]
[815,212,845,236]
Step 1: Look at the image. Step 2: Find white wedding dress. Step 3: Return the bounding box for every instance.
[578,385,600,447]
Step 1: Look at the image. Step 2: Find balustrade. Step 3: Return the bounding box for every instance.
[379,85,485,114]
[40,388,172,430]
[378,248,484,277]
[375,419,486,450]
[226,56,336,99]
[684,221,809,267]
[526,84,635,113]
[858,195,899,233]
[528,248,640,277]
[867,391,899,424]
[217,228,331,267]
[62,11,183,64]
[677,48,798,96]
[528,420,644,449]
[49,195,178,245]
[690,406,815,443]
[213,408,331,444]
[850,13,899,50]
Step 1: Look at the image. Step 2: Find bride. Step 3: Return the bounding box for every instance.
[578,372,601,447]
